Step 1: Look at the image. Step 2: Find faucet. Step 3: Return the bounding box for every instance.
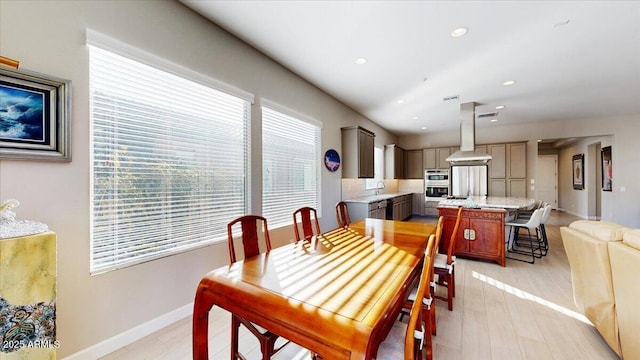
[376,181,385,195]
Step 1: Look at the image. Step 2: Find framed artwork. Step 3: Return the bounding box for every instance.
[324,149,340,172]
[601,146,612,191]
[0,67,71,161]
[572,154,584,190]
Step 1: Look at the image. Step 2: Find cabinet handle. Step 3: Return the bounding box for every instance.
[463,228,476,241]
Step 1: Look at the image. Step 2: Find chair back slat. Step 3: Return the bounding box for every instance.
[293,207,321,242]
[446,206,464,264]
[405,234,436,360]
[336,201,351,228]
[227,215,271,263]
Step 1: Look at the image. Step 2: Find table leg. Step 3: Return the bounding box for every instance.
[193,283,214,360]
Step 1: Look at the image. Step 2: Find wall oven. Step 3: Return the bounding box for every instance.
[425,169,449,201]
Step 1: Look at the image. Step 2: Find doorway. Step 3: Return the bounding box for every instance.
[537,155,558,209]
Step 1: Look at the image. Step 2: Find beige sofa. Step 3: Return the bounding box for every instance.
[561,220,639,359]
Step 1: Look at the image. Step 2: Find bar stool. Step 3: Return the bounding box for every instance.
[537,205,552,256]
[506,207,544,264]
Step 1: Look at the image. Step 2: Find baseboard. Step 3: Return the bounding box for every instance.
[61,302,193,360]
[557,208,586,219]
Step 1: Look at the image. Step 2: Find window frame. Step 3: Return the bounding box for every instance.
[260,100,322,229]
[88,30,254,274]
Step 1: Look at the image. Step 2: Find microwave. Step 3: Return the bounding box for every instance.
[425,169,449,182]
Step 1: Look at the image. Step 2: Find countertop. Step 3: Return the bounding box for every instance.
[342,192,415,204]
[438,196,536,210]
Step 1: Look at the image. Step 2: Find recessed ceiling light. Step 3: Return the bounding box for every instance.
[354,58,367,65]
[451,27,468,38]
[537,139,543,142]
[503,80,516,86]
[490,119,498,123]
[495,105,505,110]
[397,99,405,104]
[412,116,419,120]
[421,126,427,130]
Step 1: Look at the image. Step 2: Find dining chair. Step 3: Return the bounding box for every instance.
[335,201,351,228]
[379,234,437,360]
[227,215,288,360]
[434,206,463,311]
[293,206,321,242]
[505,207,544,264]
[402,216,443,336]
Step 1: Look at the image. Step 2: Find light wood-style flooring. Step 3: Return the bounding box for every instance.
[100,210,619,360]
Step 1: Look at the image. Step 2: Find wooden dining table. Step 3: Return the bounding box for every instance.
[192,218,435,359]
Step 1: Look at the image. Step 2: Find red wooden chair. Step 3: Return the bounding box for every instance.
[335,201,351,228]
[293,207,321,242]
[434,206,464,311]
[227,215,288,359]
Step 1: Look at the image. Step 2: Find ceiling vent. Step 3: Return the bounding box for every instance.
[477,112,499,118]
[443,95,459,101]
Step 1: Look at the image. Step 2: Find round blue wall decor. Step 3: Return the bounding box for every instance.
[324,149,340,172]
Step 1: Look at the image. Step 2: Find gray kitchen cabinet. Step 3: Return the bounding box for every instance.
[489,178,506,197]
[346,200,386,221]
[389,194,412,220]
[412,193,425,216]
[487,142,527,197]
[508,178,527,198]
[406,149,423,179]
[424,199,439,217]
[507,142,527,178]
[341,126,375,178]
[436,148,451,169]
[423,148,436,170]
[384,144,406,179]
[488,144,506,178]
[423,147,453,170]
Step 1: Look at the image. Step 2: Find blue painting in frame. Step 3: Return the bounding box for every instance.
[0,67,70,161]
[324,149,340,172]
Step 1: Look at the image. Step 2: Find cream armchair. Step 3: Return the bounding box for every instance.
[608,229,640,360]
[560,220,630,357]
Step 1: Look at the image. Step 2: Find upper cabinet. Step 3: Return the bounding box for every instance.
[341,126,375,178]
[423,147,453,170]
[406,149,423,179]
[488,142,527,197]
[488,144,507,178]
[423,148,436,169]
[385,144,406,179]
[507,142,527,179]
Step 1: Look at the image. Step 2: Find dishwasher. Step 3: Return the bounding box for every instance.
[385,198,395,220]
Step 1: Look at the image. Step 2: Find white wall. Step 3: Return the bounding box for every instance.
[0,1,397,357]
[400,114,640,227]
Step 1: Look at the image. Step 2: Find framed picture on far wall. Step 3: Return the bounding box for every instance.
[0,67,71,161]
[572,154,584,190]
[601,146,612,191]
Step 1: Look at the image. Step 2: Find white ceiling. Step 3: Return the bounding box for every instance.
[181,1,640,136]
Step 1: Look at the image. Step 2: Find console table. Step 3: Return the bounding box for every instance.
[0,231,57,359]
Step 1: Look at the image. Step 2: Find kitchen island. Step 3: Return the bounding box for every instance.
[343,192,414,221]
[438,196,535,267]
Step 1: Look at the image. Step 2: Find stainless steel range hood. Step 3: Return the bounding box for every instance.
[446,102,492,163]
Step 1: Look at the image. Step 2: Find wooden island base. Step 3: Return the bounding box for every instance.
[438,206,506,267]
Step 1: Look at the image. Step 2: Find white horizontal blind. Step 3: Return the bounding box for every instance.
[262,106,320,228]
[90,45,249,273]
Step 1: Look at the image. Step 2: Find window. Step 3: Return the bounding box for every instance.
[262,104,321,228]
[89,43,251,274]
[365,146,384,189]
